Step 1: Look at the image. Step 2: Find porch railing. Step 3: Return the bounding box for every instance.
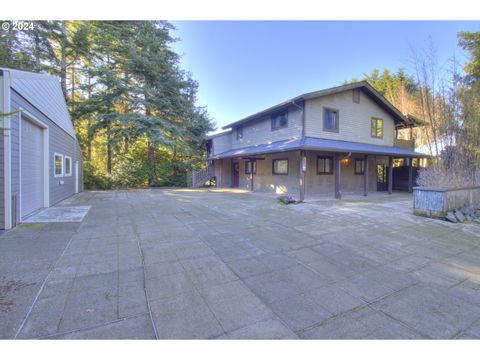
[395,138,415,150]
[191,163,215,188]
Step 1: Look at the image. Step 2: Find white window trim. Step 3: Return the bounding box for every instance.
[64,156,72,176]
[54,152,64,177]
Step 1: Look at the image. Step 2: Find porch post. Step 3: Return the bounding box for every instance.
[299,151,306,202]
[251,160,255,191]
[408,157,414,193]
[335,153,341,199]
[388,156,393,194]
[363,154,369,196]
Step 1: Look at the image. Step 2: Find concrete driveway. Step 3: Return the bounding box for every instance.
[1,189,480,339]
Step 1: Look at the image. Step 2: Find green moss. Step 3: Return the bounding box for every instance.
[18,223,45,230]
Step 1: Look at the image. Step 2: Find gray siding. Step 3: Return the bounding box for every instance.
[305,89,396,146]
[231,106,302,150]
[10,89,82,223]
[212,132,232,156]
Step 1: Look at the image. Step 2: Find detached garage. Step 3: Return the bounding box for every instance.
[0,68,83,229]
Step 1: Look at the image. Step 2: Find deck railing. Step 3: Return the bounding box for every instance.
[191,163,215,188]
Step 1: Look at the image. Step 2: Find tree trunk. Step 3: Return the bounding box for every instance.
[60,21,68,99]
[147,139,156,186]
[107,133,112,174]
[124,137,129,153]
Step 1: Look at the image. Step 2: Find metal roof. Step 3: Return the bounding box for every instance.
[1,67,75,138]
[222,81,409,130]
[210,137,429,159]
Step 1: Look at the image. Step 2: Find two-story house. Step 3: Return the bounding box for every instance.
[197,81,429,201]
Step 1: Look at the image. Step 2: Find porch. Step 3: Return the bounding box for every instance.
[212,150,424,201]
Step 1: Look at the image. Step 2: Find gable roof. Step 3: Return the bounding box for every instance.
[222,81,408,130]
[0,67,75,138]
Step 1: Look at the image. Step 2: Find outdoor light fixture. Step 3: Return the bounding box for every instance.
[341,158,349,165]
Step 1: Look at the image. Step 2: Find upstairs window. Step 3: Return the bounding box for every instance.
[323,108,339,132]
[271,111,288,130]
[236,125,243,140]
[355,159,365,175]
[245,160,256,174]
[371,117,383,138]
[272,159,288,175]
[317,156,333,175]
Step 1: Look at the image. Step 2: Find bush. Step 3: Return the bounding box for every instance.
[417,153,479,189]
[83,162,112,190]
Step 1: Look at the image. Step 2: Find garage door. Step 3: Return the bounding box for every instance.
[21,118,44,218]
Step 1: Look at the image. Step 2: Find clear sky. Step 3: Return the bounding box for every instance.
[171,21,480,131]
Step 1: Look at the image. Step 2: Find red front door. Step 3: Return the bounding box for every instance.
[232,162,239,188]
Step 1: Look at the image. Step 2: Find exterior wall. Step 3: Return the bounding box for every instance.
[213,158,232,188]
[212,132,232,156]
[237,151,301,195]
[305,152,377,196]
[305,89,396,146]
[215,150,382,198]
[231,106,302,149]
[10,89,82,224]
[0,74,6,229]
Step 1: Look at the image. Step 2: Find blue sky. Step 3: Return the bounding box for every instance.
[171,21,480,130]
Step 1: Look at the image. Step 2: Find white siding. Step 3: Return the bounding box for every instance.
[305,89,395,146]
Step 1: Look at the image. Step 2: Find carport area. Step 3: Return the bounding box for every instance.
[1,189,479,339]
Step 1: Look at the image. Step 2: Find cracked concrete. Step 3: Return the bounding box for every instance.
[1,189,480,339]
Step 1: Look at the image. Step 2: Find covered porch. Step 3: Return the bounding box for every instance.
[209,137,429,201]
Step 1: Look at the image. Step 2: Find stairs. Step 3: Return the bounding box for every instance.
[191,163,215,188]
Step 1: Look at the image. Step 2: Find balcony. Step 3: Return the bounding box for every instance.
[395,138,415,150]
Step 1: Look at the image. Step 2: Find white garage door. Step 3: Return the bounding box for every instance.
[21,118,44,218]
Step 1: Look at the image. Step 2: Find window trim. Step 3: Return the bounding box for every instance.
[236,125,243,140]
[323,107,340,133]
[371,117,384,139]
[272,158,289,175]
[317,156,334,175]
[64,155,72,177]
[245,160,256,175]
[271,111,288,131]
[54,153,64,177]
[354,158,365,175]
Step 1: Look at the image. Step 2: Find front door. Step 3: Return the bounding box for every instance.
[232,161,240,188]
[376,164,388,191]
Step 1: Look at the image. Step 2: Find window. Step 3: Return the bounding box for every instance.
[317,156,333,175]
[245,160,256,174]
[271,111,288,130]
[54,153,63,177]
[236,126,243,140]
[323,108,339,132]
[371,117,383,138]
[352,89,361,103]
[65,156,72,176]
[272,159,288,175]
[355,159,365,175]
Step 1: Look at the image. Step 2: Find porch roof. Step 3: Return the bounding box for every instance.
[210,137,430,159]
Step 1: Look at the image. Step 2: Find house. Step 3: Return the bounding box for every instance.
[195,81,429,200]
[0,68,83,230]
